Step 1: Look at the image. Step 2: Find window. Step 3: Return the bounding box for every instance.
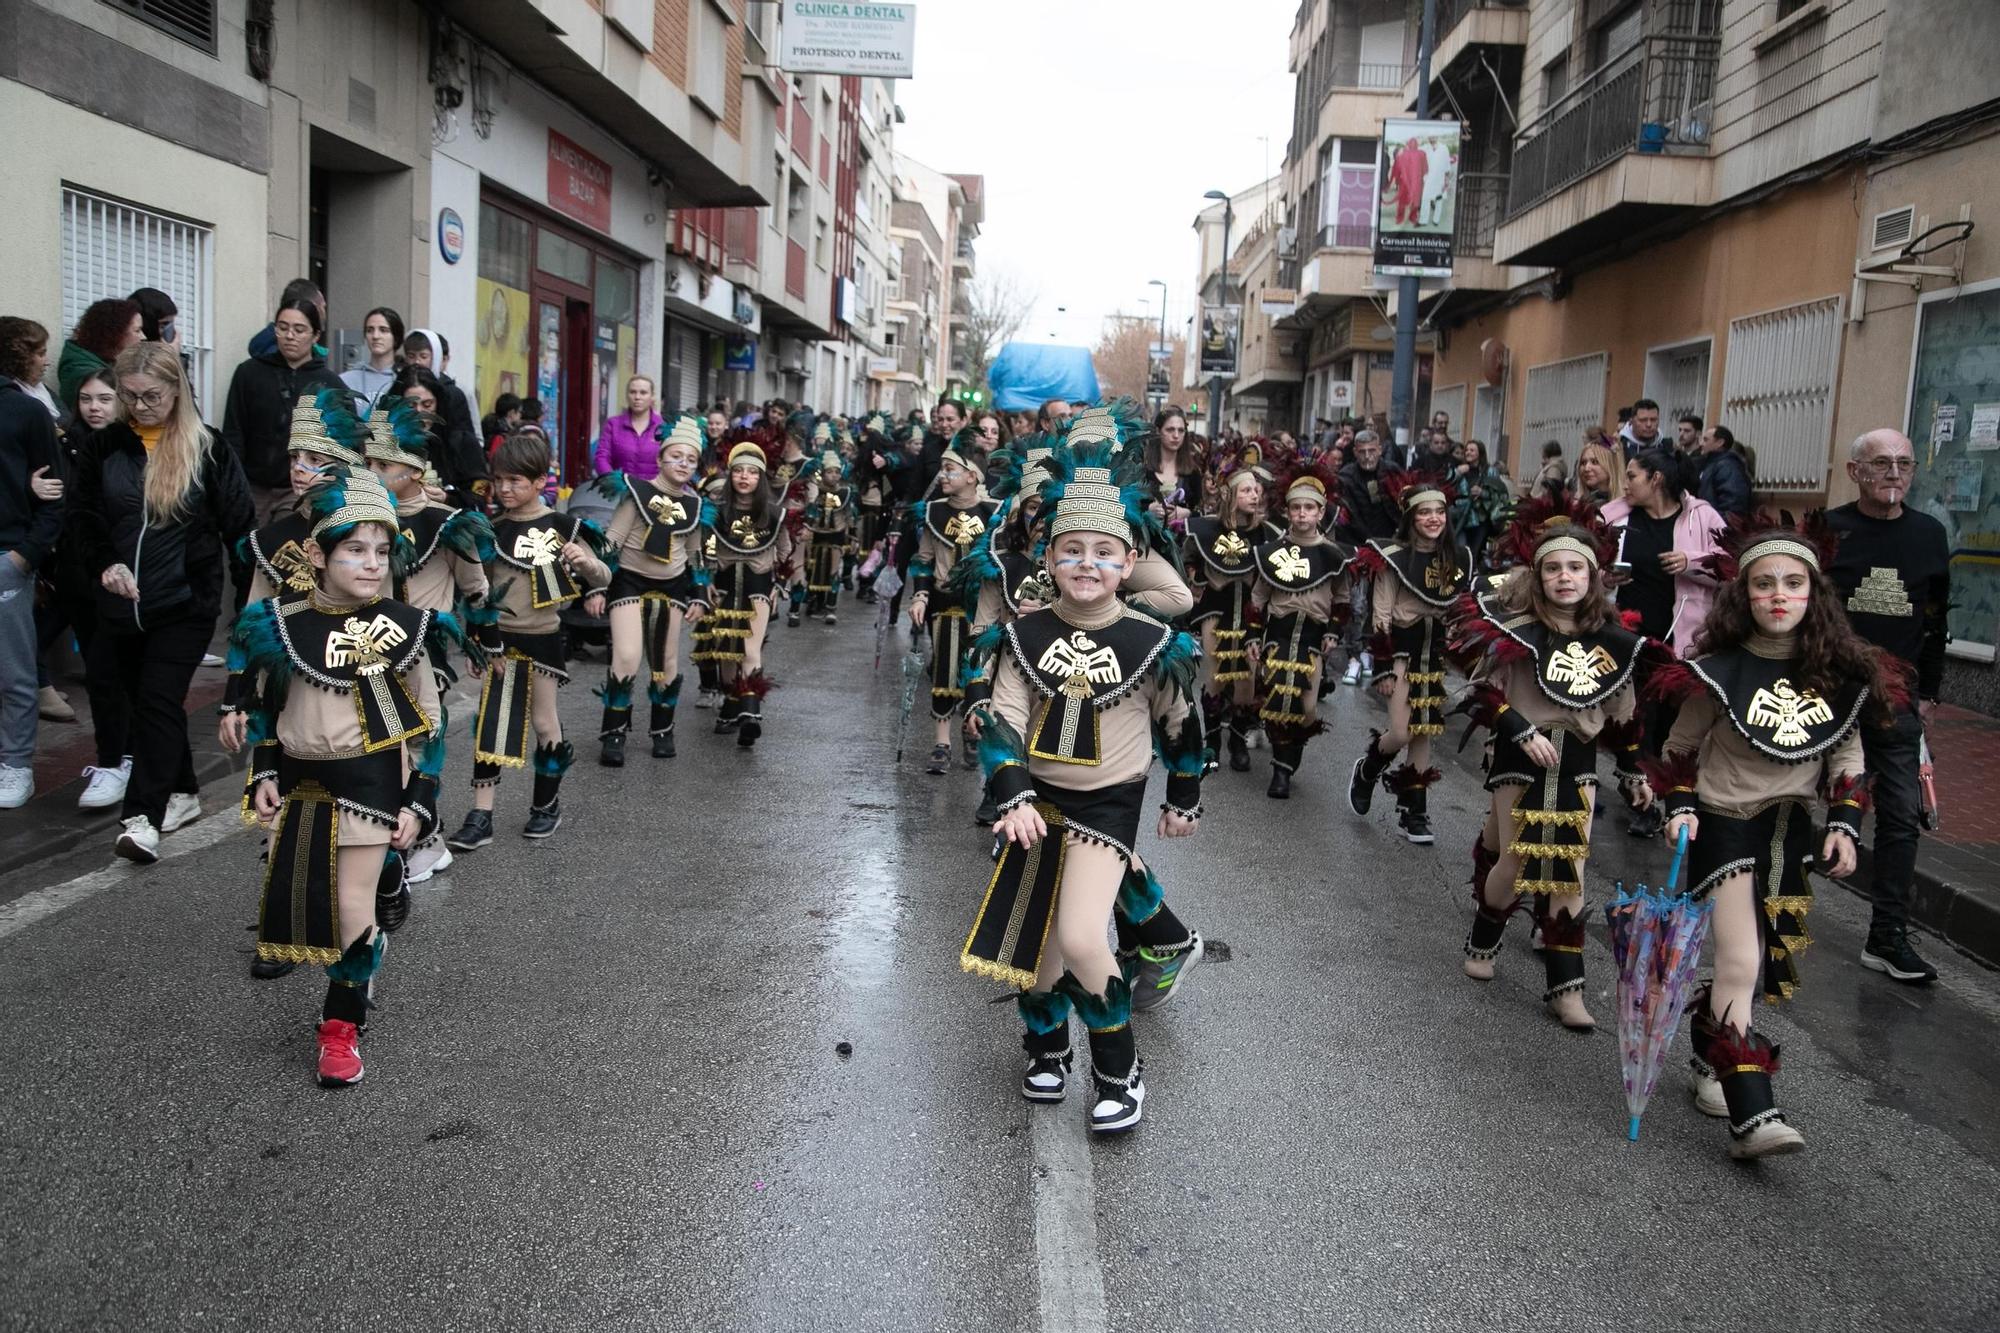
[690,0,732,118]
[537,229,592,287]
[1522,352,1609,467]
[61,185,214,405]
[480,203,533,288]
[1430,384,1467,437]
[595,258,637,325]
[1591,3,1643,72]
[1719,296,1843,491]
[1643,337,1712,431]
[1543,54,1570,107]
[99,0,217,56]
[1776,0,1810,17]
[1335,139,1377,249]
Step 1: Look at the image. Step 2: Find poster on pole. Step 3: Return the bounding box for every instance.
[1198,305,1240,380]
[1373,118,1461,278]
[780,3,917,79]
[1147,341,1171,395]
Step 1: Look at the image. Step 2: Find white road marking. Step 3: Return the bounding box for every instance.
[1030,1103,1109,1333]
[0,812,245,942]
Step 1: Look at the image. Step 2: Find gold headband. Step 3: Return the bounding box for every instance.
[727,442,768,472]
[1738,537,1821,574]
[1403,487,1447,513]
[1535,534,1600,569]
[1286,476,1328,505]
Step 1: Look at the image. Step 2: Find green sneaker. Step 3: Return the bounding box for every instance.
[1130,933,1204,1013]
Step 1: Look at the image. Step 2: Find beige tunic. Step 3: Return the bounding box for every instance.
[1665,690,1864,817]
[1489,657,1637,742]
[397,496,488,615]
[604,484,702,582]
[487,508,610,634]
[1372,566,1445,633]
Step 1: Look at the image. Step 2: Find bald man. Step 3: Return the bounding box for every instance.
[1826,428,1950,984]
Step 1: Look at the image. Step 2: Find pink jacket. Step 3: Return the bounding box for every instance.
[593,411,664,477]
[1600,492,1727,656]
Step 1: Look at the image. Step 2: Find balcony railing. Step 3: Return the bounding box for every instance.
[1317,222,1373,251]
[1331,61,1410,92]
[785,240,807,301]
[1454,172,1507,256]
[1505,35,1718,219]
[1425,0,1508,45]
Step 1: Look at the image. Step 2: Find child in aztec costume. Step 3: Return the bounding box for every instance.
[1447,497,1652,1031]
[239,390,373,604]
[907,429,1001,775]
[586,413,711,766]
[699,439,795,748]
[1247,456,1351,800]
[963,442,1207,1134]
[363,396,496,883]
[446,432,612,849]
[1643,520,1886,1159]
[1347,474,1473,842]
[220,470,468,1088]
[773,411,818,628]
[689,424,776,707]
[800,446,856,625]
[1054,402,1198,625]
[851,411,903,602]
[1184,442,1280,775]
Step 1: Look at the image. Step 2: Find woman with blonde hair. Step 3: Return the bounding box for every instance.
[1570,439,1618,506]
[68,341,254,861]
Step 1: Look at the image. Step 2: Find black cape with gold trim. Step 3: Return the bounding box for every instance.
[492,511,589,608]
[1252,536,1349,593]
[1003,608,1172,767]
[1466,589,1641,711]
[1686,648,1869,765]
[1366,537,1472,607]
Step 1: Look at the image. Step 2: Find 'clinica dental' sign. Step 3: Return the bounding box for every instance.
[780,3,917,79]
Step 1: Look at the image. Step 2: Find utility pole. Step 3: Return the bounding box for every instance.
[1390,0,1438,455]
[1148,278,1168,414]
[1203,190,1234,438]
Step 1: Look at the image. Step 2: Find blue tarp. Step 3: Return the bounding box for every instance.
[987,343,1100,412]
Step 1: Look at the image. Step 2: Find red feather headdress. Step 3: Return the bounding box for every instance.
[1494,492,1618,571]
[1702,510,1841,584]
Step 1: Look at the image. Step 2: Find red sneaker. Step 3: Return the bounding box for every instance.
[316,1019,364,1088]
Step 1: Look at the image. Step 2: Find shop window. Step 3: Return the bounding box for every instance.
[1906,283,2000,657]
[595,258,637,326]
[1522,352,1609,466]
[1718,295,1842,491]
[538,228,592,288]
[61,184,214,404]
[480,204,533,289]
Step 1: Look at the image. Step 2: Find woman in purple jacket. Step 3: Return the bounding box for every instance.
[592,376,664,477]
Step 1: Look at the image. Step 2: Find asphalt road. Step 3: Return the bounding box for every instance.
[4,610,1998,1332]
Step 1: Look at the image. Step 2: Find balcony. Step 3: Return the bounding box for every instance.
[1400,1,1527,117]
[1496,35,1718,266]
[953,237,975,276]
[1330,62,1410,93]
[1316,222,1372,251]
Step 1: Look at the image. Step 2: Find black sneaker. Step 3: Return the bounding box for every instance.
[714,714,740,733]
[1861,930,1939,984]
[926,744,951,775]
[522,800,562,839]
[1022,1047,1072,1102]
[736,717,761,748]
[1347,755,1374,815]
[1267,767,1291,799]
[652,729,676,758]
[376,882,411,933]
[1227,732,1250,772]
[1399,809,1435,844]
[823,613,837,626]
[1130,933,1204,1012]
[446,809,494,851]
[960,734,979,770]
[1626,804,1664,839]
[786,609,802,628]
[250,955,297,980]
[1088,1066,1146,1133]
[599,732,626,767]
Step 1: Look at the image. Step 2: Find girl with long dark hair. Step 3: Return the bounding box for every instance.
[1185,446,1278,773]
[700,439,792,747]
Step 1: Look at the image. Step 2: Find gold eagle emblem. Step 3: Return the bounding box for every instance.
[1036,631,1122,691]
[729,515,766,545]
[1423,558,1456,591]
[1746,679,1834,747]
[270,540,315,593]
[512,526,565,566]
[1213,530,1250,560]
[1269,545,1311,583]
[324,613,409,674]
[1546,640,1618,695]
[944,511,987,552]
[646,494,687,526]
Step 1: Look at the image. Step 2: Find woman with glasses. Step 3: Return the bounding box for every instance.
[221,296,345,530]
[68,342,254,861]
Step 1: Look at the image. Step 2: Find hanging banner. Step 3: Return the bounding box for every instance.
[780,3,918,79]
[1374,118,1461,278]
[1197,305,1240,380]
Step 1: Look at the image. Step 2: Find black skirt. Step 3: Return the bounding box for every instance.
[1689,799,1817,1004]
[1488,727,1599,896]
[607,566,697,609]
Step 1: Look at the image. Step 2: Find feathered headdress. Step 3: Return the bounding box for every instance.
[1271,450,1343,510]
[1494,492,1618,570]
[1380,469,1449,516]
[301,468,407,558]
[811,420,834,448]
[655,412,708,459]
[1704,510,1840,584]
[799,448,846,483]
[860,410,894,445]
[1209,435,1274,494]
[988,440,1055,503]
[784,408,818,443]
[289,388,369,467]
[1060,398,1150,456]
[938,423,986,476]
[720,423,783,474]
[365,396,431,470]
[1037,439,1159,551]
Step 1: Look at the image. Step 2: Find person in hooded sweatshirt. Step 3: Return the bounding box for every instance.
[401,329,486,505]
[221,294,345,531]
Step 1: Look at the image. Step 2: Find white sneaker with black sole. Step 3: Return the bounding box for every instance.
[77,760,131,810]
[1089,1068,1146,1133]
[115,815,161,864]
[161,793,202,833]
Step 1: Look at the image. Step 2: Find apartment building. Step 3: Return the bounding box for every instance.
[1416,0,2000,698]
[883,153,978,417]
[1188,178,1291,435]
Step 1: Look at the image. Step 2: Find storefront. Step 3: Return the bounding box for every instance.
[662,259,761,415]
[429,59,663,485]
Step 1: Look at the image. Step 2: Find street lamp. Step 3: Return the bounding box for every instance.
[1202,189,1234,438]
[1147,278,1167,412]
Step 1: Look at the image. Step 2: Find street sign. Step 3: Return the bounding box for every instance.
[1373,118,1460,278]
[780,2,917,79]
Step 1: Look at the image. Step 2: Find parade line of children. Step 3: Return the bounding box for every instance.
[219,394,1892,1163]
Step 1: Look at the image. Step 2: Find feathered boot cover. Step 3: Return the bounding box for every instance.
[1711,1026,1789,1138]
[530,740,575,815]
[1537,901,1588,1002]
[1384,761,1441,816]
[323,926,386,1025]
[1017,988,1074,1100]
[648,674,682,755]
[733,671,773,746]
[1058,973,1143,1129]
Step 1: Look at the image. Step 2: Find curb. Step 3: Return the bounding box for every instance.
[1852,841,1999,971]
[0,744,240,881]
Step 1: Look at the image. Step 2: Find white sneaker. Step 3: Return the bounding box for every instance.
[199,652,225,668]
[115,814,161,864]
[1358,651,1374,680]
[161,792,202,833]
[404,839,453,884]
[1341,659,1362,686]
[78,759,131,810]
[0,764,32,810]
[1690,1072,1729,1118]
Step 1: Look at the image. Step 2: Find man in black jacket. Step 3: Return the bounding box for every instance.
[1335,430,1398,684]
[0,368,64,806]
[1695,424,1752,519]
[1827,427,1951,985]
[220,306,344,527]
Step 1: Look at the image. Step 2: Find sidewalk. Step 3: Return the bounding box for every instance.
[1865,702,2000,968]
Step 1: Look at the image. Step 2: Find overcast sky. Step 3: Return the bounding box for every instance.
[892,0,1299,350]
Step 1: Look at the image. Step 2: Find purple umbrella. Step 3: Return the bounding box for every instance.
[1603,826,1711,1141]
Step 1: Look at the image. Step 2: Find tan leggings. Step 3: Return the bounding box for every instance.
[1199,621,1256,709]
[719,598,772,684]
[1706,871,1761,1034]
[472,672,562,810]
[609,600,686,681]
[1479,783,1592,926]
[1378,666,1433,770]
[1030,837,1125,996]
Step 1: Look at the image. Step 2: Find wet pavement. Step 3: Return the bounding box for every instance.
[4,612,1999,1332]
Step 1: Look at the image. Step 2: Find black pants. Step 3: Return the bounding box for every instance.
[1860,704,1923,937]
[37,573,128,765]
[90,611,207,827]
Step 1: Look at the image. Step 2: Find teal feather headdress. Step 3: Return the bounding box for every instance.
[860,410,894,444]
[655,412,708,458]
[289,388,370,467]
[988,440,1054,504]
[301,469,410,565]
[366,396,432,469]
[1036,439,1158,551]
[1061,398,1151,458]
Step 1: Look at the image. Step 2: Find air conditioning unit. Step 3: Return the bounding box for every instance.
[1871,205,1916,253]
